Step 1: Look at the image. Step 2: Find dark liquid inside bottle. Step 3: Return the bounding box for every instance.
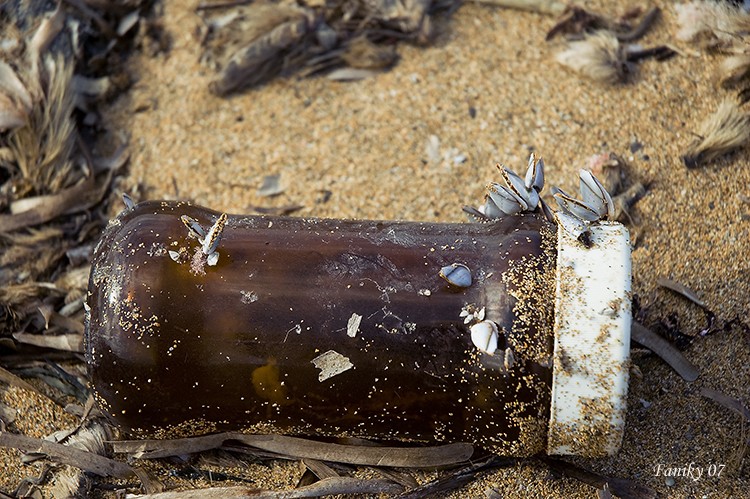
[86,201,557,455]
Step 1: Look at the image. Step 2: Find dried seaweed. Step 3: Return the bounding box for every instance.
[114,432,474,467]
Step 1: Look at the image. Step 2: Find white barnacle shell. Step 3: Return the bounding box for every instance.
[554,210,589,240]
[500,166,539,210]
[181,215,206,239]
[470,320,498,355]
[206,251,220,266]
[202,213,227,255]
[579,169,615,220]
[439,263,472,288]
[553,187,600,222]
[525,153,545,192]
[487,182,526,214]
[168,250,181,263]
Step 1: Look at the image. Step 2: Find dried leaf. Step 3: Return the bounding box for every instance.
[0,431,134,478]
[0,61,31,112]
[0,170,113,233]
[117,10,141,37]
[302,458,339,480]
[208,8,313,96]
[327,68,380,81]
[13,331,84,353]
[0,403,18,425]
[0,92,27,131]
[657,277,706,308]
[126,478,401,498]
[29,4,66,59]
[630,321,700,382]
[544,458,657,499]
[257,174,284,197]
[113,432,474,467]
[701,387,750,421]
[0,365,48,397]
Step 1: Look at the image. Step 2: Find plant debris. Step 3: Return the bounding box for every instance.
[630,321,700,382]
[544,458,657,499]
[682,98,750,168]
[113,432,474,467]
[198,0,438,95]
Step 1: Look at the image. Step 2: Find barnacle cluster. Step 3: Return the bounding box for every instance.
[466,153,615,243]
[464,154,616,354]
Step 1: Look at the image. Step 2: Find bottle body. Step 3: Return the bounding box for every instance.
[86,201,557,455]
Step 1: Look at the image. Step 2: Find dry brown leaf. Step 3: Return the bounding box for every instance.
[630,321,700,382]
[0,60,32,110]
[0,431,134,478]
[12,331,83,353]
[0,170,113,233]
[0,92,27,131]
[701,387,750,421]
[126,477,401,498]
[657,277,706,308]
[114,432,473,467]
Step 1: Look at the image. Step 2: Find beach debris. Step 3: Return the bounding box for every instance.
[311,350,354,381]
[470,320,499,355]
[674,1,750,45]
[257,174,284,197]
[674,2,750,101]
[113,432,473,467]
[469,0,566,16]
[682,98,750,168]
[657,277,705,309]
[630,321,699,382]
[198,0,436,95]
[555,31,631,84]
[721,54,750,103]
[544,457,657,499]
[547,5,660,42]
[346,313,362,338]
[439,263,472,288]
[585,152,648,223]
[463,154,546,221]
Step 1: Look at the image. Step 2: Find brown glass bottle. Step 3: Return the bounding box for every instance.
[86,201,559,455]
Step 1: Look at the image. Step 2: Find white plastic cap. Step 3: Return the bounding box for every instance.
[548,221,632,457]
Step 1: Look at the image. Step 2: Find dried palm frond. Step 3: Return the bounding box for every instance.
[683,98,750,168]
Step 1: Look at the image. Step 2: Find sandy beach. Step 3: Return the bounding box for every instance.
[1,0,749,497]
